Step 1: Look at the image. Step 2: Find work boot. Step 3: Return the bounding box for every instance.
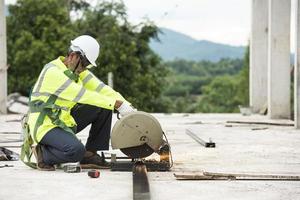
[80,152,111,169]
[32,145,55,171]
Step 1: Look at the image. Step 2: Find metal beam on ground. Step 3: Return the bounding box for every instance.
[174,172,300,181]
[185,129,215,148]
[132,162,150,200]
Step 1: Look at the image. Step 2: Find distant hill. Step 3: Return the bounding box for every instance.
[150,28,246,62]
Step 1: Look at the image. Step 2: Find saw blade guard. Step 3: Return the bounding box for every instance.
[111,111,164,153]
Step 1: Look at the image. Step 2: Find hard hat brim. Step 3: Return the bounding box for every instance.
[70,38,98,67]
[86,57,97,67]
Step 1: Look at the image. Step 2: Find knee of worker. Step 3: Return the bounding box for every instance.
[64,142,85,162]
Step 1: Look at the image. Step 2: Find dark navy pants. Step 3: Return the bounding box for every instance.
[40,104,112,165]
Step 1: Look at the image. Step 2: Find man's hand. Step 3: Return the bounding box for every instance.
[116,101,136,116]
[114,100,123,110]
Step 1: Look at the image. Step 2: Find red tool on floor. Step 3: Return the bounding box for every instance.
[88,169,100,178]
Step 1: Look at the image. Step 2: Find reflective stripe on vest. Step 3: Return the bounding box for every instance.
[95,82,106,92]
[34,63,56,93]
[82,74,93,85]
[31,92,65,101]
[54,79,73,95]
[73,87,86,102]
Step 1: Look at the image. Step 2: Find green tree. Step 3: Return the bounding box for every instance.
[198,75,242,112]
[7,0,168,112]
[197,46,249,113]
[7,0,76,94]
[235,46,249,106]
[74,1,168,111]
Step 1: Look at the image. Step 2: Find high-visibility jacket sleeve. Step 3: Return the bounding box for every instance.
[41,67,116,110]
[79,70,130,104]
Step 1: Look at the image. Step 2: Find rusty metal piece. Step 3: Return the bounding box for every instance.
[133,161,150,200]
[88,169,100,178]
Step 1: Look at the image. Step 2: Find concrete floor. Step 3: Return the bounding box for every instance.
[1,113,300,200]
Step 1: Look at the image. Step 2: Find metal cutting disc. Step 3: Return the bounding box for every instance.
[111,111,164,158]
[120,143,154,158]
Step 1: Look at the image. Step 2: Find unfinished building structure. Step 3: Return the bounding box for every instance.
[250,0,300,128]
[0,0,7,114]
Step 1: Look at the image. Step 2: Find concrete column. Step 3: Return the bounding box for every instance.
[108,72,113,88]
[0,0,7,114]
[250,0,268,113]
[268,0,291,119]
[295,0,300,128]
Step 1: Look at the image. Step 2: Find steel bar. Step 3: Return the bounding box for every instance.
[0,145,21,148]
[174,172,300,181]
[0,139,22,143]
[226,120,293,126]
[0,132,21,134]
[203,172,300,180]
[185,129,215,148]
[0,164,13,168]
[132,162,150,200]
[5,119,22,122]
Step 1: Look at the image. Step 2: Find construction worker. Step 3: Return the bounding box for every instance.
[23,35,135,171]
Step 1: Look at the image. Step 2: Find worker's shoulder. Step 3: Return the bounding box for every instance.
[42,62,66,79]
[79,68,97,80]
[44,63,62,72]
[43,57,66,71]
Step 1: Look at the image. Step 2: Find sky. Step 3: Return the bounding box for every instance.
[123,0,251,46]
[5,0,297,48]
[6,0,251,46]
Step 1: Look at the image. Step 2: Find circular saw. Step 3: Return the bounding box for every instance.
[111,111,164,158]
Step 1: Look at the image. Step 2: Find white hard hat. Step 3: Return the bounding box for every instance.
[70,35,100,67]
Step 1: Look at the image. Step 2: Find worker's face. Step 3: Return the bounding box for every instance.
[68,52,87,75]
